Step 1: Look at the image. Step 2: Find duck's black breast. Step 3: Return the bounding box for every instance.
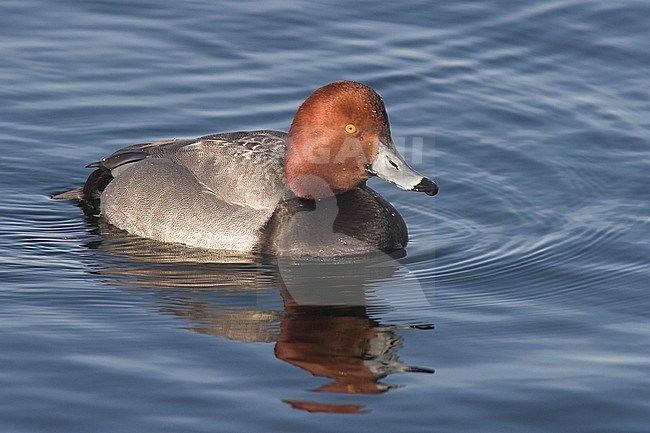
[259,186,408,257]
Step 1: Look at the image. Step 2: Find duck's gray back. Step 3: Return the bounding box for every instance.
[115,130,289,208]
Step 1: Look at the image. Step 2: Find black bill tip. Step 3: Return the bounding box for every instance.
[413,177,438,196]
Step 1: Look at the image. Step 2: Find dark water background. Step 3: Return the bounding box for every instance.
[1,1,649,432]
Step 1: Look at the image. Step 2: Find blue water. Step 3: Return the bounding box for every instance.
[1,0,649,432]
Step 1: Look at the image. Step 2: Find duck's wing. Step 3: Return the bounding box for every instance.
[162,130,288,208]
[79,130,288,210]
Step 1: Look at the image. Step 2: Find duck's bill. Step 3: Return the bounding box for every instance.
[366,140,438,196]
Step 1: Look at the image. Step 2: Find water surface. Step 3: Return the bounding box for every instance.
[1,1,649,432]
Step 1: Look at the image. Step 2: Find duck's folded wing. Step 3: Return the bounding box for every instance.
[59,130,289,211]
[140,130,289,208]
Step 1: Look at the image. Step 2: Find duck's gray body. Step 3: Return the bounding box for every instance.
[72,130,408,256]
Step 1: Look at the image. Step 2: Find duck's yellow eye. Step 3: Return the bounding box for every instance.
[344,123,357,134]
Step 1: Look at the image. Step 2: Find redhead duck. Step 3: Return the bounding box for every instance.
[55,81,438,256]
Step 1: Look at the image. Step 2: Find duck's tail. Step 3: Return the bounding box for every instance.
[53,188,83,200]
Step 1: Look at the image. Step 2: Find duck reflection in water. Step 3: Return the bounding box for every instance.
[277,297,433,414]
[86,221,434,414]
